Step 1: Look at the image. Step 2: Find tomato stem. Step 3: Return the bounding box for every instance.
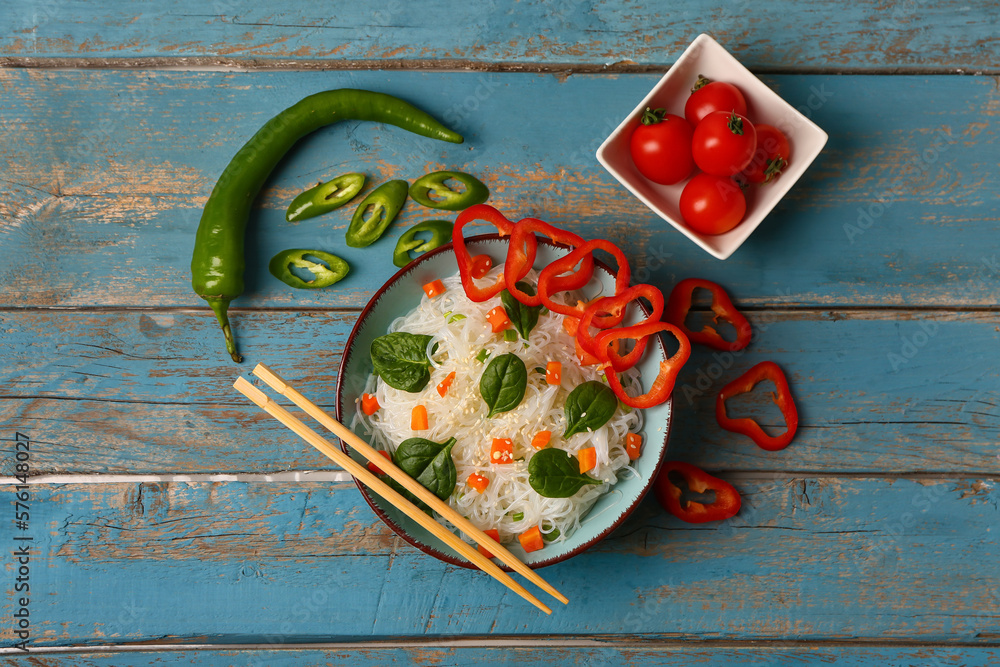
[640,107,667,125]
[763,156,788,183]
[727,112,745,135]
[691,74,713,93]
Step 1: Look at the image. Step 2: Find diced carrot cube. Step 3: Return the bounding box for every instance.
[467,472,490,494]
[361,393,380,415]
[490,437,514,464]
[479,528,501,559]
[530,430,552,450]
[437,371,457,397]
[518,526,544,553]
[578,446,597,474]
[625,433,642,460]
[411,404,428,430]
[422,279,446,298]
[545,361,562,385]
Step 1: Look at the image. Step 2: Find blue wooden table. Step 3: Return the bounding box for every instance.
[2,2,999,665]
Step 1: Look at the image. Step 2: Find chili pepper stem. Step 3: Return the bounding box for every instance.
[208,298,242,363]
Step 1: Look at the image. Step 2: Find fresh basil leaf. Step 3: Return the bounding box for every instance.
[393,437,458,500]
[370,332,434,392]
[564,381,618,438]
[501,281,541,341]
[480,352,528,417]
[528,448,602,498]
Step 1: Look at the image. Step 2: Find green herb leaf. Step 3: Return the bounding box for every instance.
[563,381,618,438]
[393,437,458,500]
[501,282,541,341]
[480,352,528,417]
[370,332,435,392]
[528,448,602,498]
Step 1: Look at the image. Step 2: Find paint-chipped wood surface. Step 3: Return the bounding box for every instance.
[2,1,1000,663]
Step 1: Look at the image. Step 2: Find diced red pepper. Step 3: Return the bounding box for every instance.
[545,361,562,385]
[602,322,691,409]
[578,447,597,473]
[518,525,545,553]
[625,433,642,460]
[531,430,551,450]
[665,278,752,351]
[453,204,516,302]
[422,279,446,298]
[411,404,429,430]
[716,361,798,451]
[486,306,510,333]
[361,393,380,416]
[367,450,392,475]
[470,254,493,279]
[478,528,501,558]
[490,437,514,464]
[654,461,741,523]
[467,472,490,494]
[436,371,457,397]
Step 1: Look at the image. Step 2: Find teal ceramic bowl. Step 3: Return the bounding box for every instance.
[335,235,673,569]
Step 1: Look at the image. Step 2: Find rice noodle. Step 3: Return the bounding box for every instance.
[355,268,643,546]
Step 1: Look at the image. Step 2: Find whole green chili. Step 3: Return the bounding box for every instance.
[392,219,453,268]
[345,180,409,248]
[286,173,366,222]
[190,89,463,362]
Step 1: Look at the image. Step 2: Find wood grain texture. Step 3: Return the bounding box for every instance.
[0,477,997,645]
[1,71,999,309]
[2,309,998,476]
[1,0,998,70]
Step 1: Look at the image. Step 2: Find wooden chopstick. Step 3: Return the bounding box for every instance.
[251,363,570,607]
[232,376,553,615]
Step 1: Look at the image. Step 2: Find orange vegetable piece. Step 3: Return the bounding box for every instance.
[518,525,545,553]
[625,433,642,460]
[367,450,392,475]
[486,306,510,333]
[490,437,514,464]
[531,430,552,450]
[411,404,429,430]
[479,528,501,558]
[578,446,597,474]
[563,314,580,337]
[361,393,380,416]
[545,361,562,385]
[422,279,446,298]
[437,371,457,397]
[467,472,490,494]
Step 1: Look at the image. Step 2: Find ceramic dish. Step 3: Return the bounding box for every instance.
[596,33,828,260]
[335,235,673,569]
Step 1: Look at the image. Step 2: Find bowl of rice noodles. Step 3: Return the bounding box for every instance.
[336,233,674,569]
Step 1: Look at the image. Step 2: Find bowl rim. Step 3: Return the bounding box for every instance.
[335,233,674,570]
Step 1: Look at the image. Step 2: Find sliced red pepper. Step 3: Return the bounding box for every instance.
[654,461,741,523]
[603,322,691,409]
[453,204,516,302]
[716,361,798,451]
[578,283,665,370]
[537,239,630,318]
[470,254,493,279]
[505,217,589,306]
[665,278,752,351]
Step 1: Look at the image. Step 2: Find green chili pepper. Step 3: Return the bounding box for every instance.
[191,89,463,362]
[286,173,366,222]
[345,179,409,248]
[409,170,489,211]
[392,219,454,268]
[268,249,349,289]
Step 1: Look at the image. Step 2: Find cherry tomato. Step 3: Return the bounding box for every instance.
[741,124,791,184]
[692,111,757,177]
[629,108,695,185]
[679,173,746,235]
[685,76,748,126]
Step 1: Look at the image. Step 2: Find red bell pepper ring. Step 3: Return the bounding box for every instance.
[538,238,630,322]
[505,217,589,306]
[453,204,516,302]
[716,360,798,451]
[654,461,741,523]
[578,283,665,370]
[665,278,752,351]
[602,322,690,409]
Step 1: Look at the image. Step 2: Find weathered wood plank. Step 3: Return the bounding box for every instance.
[1,71,998,309]
[2,309,998,475]
[0,477,997,645]
[1,1,998,71]
[2,645,1000,666]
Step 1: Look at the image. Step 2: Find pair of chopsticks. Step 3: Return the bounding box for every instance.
[233,363,568,614]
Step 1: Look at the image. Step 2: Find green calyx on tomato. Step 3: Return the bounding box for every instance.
[268,249,349,289]
[691,110,757,177]
[346,179,409,248]
[409,170,489,211]
[392,219,453,268]
[640,107,667,125]
[690,74,712,92]
[726,112,745,136]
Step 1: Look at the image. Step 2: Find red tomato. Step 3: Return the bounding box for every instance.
[741,124,791,184]
[685,77,748,126]
[629,108,695,185]
[679,173,747,235]
[692,111,757,176]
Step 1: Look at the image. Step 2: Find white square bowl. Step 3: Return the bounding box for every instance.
[596,33,828,260]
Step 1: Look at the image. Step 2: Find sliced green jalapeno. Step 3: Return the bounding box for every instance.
[268,249,350,289]
[409,171,489,211]
[392,219,454,268]
[286,173,365,222]
[345,179,409,248]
